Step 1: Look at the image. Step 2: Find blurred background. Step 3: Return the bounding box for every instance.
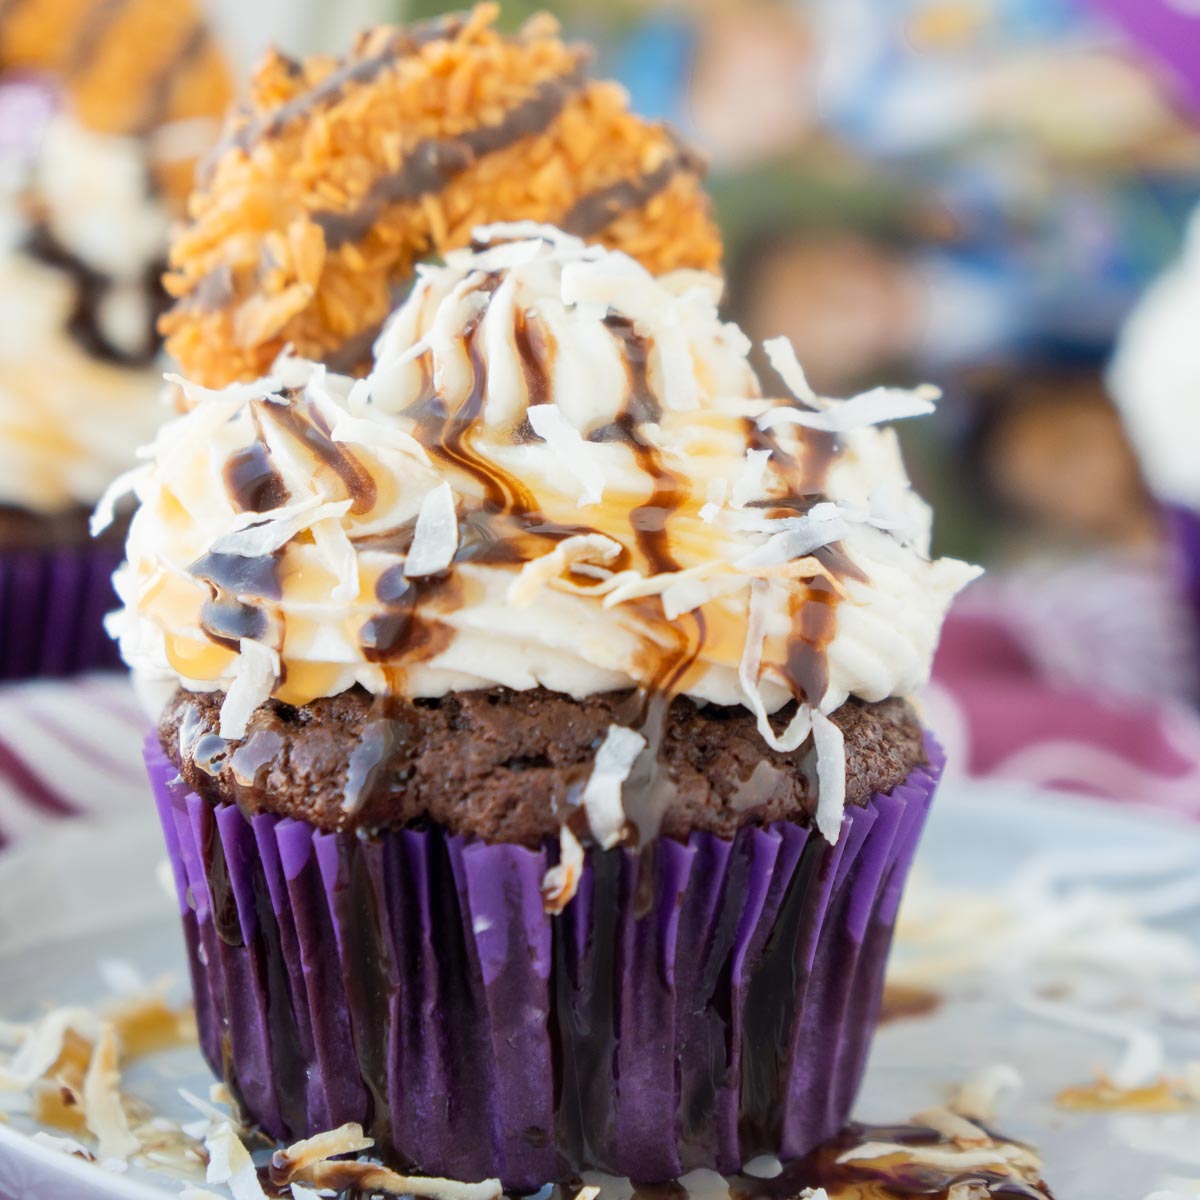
[2,0,1200,824]
[406,0,1200,814]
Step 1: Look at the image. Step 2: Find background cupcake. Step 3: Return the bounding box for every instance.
[0,0,232,679]
[1108,208,1200,704]
[109,222,977,1184]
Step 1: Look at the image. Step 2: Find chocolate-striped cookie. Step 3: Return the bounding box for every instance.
[161,3,722,386]
[0,0,233,207]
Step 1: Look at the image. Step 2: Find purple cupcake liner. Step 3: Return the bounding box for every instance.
[1168,505,1200,651]
[0,542,124,680]
[147,734,943,1188]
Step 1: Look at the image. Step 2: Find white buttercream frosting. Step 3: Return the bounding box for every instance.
[1109,207,1200,511]
[0,111,169,512]
[107,228,978,838]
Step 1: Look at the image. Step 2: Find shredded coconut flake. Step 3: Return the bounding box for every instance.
[205,1120,267,1200]
[950,1064,1024,1121]
[763,337,817,406]
[405,482,459,577]
[90,464,151,537]
[0,1007,103,1090]
[542,825,585,915]
[738,579,814,752]
[31,1131,94,1159]
[735,505,850,569]
[219,639,281,740]
[811,709,846,844]
[509,535,622,607]
[271,1123,374,1178]
[759,385,938,434]
[580,725,646,848]
[731,449,772,509]
[83,1025,139,1162]
[527,404,606,506]
[212,498,352,558]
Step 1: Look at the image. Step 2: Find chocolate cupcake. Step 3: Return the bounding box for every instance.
[0,0,231,678]
[1109,212,1200,702]
[113,229,977,1185]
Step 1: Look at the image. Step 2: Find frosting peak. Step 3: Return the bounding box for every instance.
[107,227,978,841]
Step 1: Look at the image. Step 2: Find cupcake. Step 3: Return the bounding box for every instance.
[1108,210,1200,700]
[108,223,978,1185]
[0,0,231,679]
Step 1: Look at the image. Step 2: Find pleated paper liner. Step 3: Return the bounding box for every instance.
[147,735,944,1189]
[0,542,124,681]
[1168,504,1200,699]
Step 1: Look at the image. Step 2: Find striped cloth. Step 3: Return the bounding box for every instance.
[0,673,148,850]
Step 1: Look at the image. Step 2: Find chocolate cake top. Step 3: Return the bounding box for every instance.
[161,685,927,846]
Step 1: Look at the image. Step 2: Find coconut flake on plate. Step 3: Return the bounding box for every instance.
[270,1121,502,1200]
[204,1119,267,1200]
[580,725,646,849]
[270,1122,374,1181]
[527,404,606,506]
[404,482,459,578]
[950,1064,1024,1122]
[83,1025,139,1161]
[1017,994,1165,1088]
[30,1131,95,1159]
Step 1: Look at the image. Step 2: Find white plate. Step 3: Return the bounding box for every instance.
[1,779,1198,1199]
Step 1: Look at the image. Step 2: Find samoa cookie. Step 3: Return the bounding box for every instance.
[0,0,233,207]
[160,3,722,387]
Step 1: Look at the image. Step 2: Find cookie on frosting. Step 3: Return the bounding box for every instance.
[160,3,723,387]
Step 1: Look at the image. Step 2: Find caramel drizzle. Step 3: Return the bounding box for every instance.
[311,62,588,251]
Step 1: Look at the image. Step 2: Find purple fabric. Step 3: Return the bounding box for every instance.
[146,736,944,1188]
[0,543,123,680]
[1088,0,1200,115]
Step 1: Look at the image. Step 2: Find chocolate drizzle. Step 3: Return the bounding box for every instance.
[204,13,467,171]
[312,63,587,250]
[25,225,167,368]
[65,0,128,76]
[258,393,378,515]
[136,19,209,133]
[190,549,281,653]
[225,442,291,514]
[562,139,706,238]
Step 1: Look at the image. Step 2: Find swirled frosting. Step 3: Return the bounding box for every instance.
[0,108,170,512]
[1109,207,1200,511]
[107,227,978,841]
